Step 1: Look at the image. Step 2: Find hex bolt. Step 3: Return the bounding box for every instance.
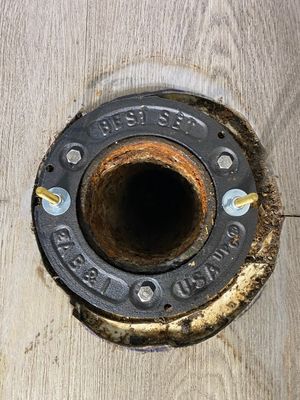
[137,284,155,303]
[36,186,71,216]
[217,153,233,170]
[66,149,82,165]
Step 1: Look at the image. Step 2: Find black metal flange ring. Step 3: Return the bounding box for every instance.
[33,94,258,320]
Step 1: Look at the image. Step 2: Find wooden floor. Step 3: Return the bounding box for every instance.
[0,1,299,399]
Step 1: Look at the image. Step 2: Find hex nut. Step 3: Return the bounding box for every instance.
[66,149,82,165]
[217,153,233,170]
[137,284,155,302]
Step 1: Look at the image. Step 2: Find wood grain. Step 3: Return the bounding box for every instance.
[0,1,299,399]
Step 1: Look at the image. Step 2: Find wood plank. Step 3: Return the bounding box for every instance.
[0,1,299,399]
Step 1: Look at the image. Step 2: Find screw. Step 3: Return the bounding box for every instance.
[66,149,82,165]
[217,154,233,170]
[36,186,60,205]
[234,192,258,208]
[137,284,155,303]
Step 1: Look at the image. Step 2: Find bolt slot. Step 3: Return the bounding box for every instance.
[80,138,216,273]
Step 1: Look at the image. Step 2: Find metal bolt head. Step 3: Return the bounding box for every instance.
[66,149,82,165]
[137,284,155,303]
[217,154,233,170]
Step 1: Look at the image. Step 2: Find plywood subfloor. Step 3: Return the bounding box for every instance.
[0,1,299,399]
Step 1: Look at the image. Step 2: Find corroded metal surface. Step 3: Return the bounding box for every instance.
[80,137,216,272]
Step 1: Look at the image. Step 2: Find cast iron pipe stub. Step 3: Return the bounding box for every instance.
[32,91,283,347]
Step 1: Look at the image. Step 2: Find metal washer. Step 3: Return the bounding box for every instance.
[41,187,71,216]
[222,188,250,217]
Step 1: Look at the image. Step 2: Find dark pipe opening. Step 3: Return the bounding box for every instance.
[110,162,199,255]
